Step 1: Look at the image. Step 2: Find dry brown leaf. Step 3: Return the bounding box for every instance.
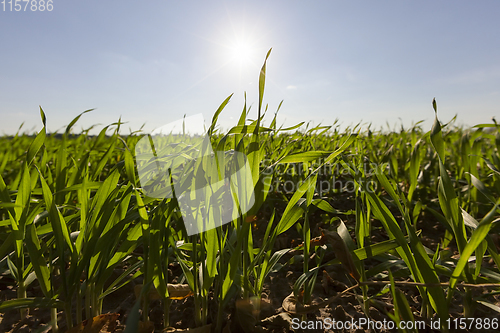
[134,284,193,301]
[298,235,326,248]
[260,313,293,328]
[161,328,177,333]
[321,269,331,293]
[282,292,330,315]
[320,228,360,281]
[166,283,193,300]
[64,313,119,333]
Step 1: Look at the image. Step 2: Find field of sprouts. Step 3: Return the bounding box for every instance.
[1,54,500,333]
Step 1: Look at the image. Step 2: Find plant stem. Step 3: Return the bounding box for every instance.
[85,282,91,320]
[51,307,59,333]
[76,284,82,324]
[192,234,201,327]
[64,302,73,329]
[18,280,27,318]
[163,299,171,329]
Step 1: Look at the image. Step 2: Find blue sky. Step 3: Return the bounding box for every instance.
[1,0,499,135]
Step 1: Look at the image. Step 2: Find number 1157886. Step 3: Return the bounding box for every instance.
[2,0,53,12]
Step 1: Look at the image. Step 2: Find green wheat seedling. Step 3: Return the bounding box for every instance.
[1,50,500,333]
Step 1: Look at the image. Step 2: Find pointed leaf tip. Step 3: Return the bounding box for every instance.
[39,106,46,127]
[432,98,437,113]
[265,48,272,60]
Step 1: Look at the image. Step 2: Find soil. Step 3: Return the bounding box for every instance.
[1,192,500,333]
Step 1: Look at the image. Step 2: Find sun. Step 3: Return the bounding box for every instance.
[229,40,256,66]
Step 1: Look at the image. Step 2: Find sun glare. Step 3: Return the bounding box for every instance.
[229,41,255,66]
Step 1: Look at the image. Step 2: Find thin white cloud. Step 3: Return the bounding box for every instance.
[286,85,297,90]
[444,67,500,85]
